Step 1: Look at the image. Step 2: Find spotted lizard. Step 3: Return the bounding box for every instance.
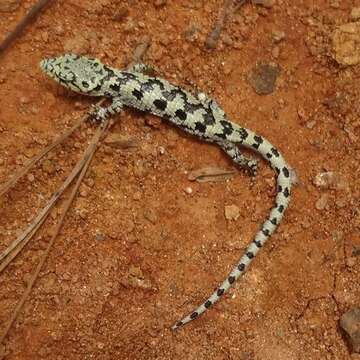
[40,54,292,330]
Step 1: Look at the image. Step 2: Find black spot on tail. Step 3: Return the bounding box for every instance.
[204,300,212,309]
[246,251,254,259]
[190,312,198,319]
[254,240,262,248]
[271,147,280,157]
[282,167,290,178]
[228,276,235,284]
[283,187,290,198]
[217,288,225,297]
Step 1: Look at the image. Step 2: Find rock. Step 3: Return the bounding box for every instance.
[42,159,56,175]
[271,30,286,43]
[225,205,240,220]
[0,0,20,12]
[315,194,329,211]
[95,232,106,241]
[104,133,138,149]
[340,308,360,353]
[332,22,360,66]
[351,8,360,21]
[248,62,280,95]
[27,173,35,182]
[313,172,347,190]
[113,6,129,22]
[121,265,155,290]
[184,186,193,194]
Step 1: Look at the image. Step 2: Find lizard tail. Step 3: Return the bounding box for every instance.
[172,131,292,330]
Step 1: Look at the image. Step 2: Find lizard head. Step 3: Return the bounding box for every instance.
[40,54,109,95]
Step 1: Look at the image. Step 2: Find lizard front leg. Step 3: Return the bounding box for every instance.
[89,97,124,123]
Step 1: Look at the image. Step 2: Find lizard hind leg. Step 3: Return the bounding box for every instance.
[128,63,155,75]
[218,141,258,175]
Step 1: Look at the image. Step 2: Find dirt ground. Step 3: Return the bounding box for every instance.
[0,0,360,359]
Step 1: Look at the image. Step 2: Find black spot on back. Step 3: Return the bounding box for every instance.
[110,83,120,92]
[175,109,187,121]
[195,122,207,133]
[153,99,167,111]
[228,276,235,284]
[132,89,143,100]
[217,288,224,297]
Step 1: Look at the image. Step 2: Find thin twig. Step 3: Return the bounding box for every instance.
[205,0,247,49]
[0,0,53,54]
[0,120,109,345]
[0,211,45,274]
[0,116,85,198]
[0,120,104,270]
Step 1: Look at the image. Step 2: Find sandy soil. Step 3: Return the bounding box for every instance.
[0,0,359,359]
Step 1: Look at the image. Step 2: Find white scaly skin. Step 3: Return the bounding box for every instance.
[40,54,292,330]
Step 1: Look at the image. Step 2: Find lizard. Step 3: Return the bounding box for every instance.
[40,54,292,330]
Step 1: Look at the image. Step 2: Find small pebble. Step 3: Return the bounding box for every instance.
[315,194,329,210]
[27,173,35,182]
[184,186,193,194]
[271,30,286,43]
[225,205,240,221]
[248,62,281,95]
[313,171,346,190]
[351,7,360,21]
[95,232,106,241]
[340,308,360,353]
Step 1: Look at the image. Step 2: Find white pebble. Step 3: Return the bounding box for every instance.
[184,186,193,194]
